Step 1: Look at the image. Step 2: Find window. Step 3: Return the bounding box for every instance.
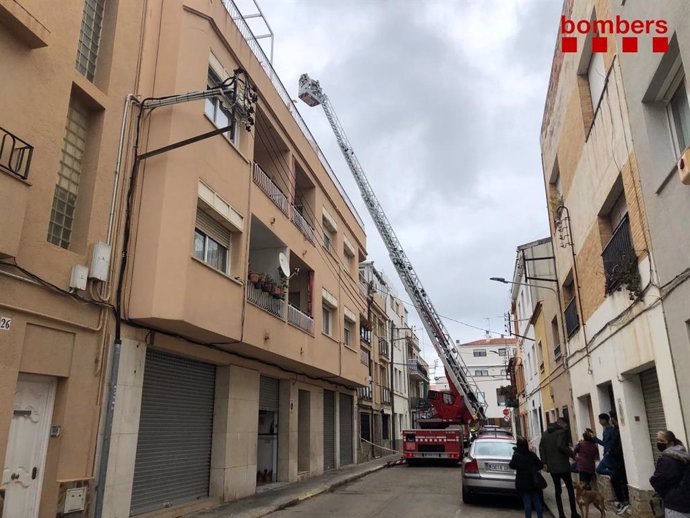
[48,98,89,249]
[322,304,332,335]
[474,369,489,377]
[473,349,487,357]
[194,208,231,273]
[552,317,562,358]
[76,0,106,81]
[322,228,334,252]
[321,209,337,253]
[344,319,355,347]
[496,389,507,407]
[204,68,239,146]
[500,369,507,376]
[669,79,690,154]
[498,348,507,356]
[587,51,606,109]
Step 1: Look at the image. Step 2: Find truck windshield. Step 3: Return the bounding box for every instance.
[473,441,516,458]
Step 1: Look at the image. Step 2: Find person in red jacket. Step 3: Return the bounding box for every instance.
[574,429,598,489]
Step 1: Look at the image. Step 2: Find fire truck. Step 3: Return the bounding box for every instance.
[298,76,487,464]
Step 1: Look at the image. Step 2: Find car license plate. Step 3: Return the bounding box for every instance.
[485,463,509,472]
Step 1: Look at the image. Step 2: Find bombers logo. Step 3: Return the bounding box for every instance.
[561,15,669,53]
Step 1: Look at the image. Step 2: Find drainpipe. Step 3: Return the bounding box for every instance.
[390,321,396,451]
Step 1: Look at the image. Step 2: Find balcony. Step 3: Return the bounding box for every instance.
[289,205,315,243]
[357,384,373,402]
[381,387,392,405]
[378,337,390,359]
[602,216,640,294]
[1,127,33,180]
[407,359,428,381]
[288,304,314,334]
[564,298,580,337]
[253,163,290,215]
[247,283,285,319]
[360,325,371,345]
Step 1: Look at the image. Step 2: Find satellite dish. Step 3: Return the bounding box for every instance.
[278,253,290,278]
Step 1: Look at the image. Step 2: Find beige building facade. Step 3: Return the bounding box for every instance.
[1,1,370,517]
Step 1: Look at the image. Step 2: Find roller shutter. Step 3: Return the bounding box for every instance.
[641,367,666,463]
[260,376,280,411]
[130,350,216,516]
[339,393,353,466]
[323,390,335,470]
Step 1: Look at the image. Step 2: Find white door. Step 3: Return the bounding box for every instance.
[2,374,56,518]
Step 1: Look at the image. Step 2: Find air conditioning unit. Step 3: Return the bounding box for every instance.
[679,147,690,185]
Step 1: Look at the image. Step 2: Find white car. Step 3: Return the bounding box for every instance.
[462,435,517,504]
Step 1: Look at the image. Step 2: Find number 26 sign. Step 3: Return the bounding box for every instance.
[0,316,11,331]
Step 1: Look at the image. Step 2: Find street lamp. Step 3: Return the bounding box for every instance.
[489,277,558,295]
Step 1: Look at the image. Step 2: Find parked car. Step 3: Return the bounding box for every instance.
[462,436,517,503]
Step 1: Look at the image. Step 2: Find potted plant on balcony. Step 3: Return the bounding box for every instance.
[272,284,283,299]
[248,266,261,285]
[262,275,274,293]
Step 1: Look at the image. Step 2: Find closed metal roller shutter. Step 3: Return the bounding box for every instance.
[339,393,353,466]
[130,350,216,516]
[641,367,666,463]
[196,208,230,246]
[323,390,335,471]
[260,376,280,411]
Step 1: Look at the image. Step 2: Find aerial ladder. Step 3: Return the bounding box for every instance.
[298,75,487,461]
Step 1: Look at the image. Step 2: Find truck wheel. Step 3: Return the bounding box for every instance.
[462,487,473,504]
[406,459,418,467]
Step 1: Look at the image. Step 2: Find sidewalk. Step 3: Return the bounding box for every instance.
[183,455,399,518]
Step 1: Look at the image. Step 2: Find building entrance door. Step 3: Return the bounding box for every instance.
[2,374,56,518]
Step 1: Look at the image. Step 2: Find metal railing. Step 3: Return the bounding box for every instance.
[407,359,428,380]
[222,0,364,230]
[357,384,373,401]
[602,215,637,293]
[253,163,290,216]
[360,326,371,344]
[564,297,580,337]
[360,348,369,366]
[247,283,285,319]
[289,205,316,243]
[378,337,390,359]
[288,304,314,334]
[381,387,392,405]
[0,127,33,180]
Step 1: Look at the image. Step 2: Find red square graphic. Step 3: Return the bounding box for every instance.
[622,37,638,53]
[653,37,669,53]
[562,37,577,53]
[592,37,608,53]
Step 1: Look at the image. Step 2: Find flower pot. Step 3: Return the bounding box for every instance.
[249,271,260,284]
[262,282,273,293]
[272,286,282,298]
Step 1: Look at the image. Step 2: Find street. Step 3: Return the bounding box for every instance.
[268,465,551,518]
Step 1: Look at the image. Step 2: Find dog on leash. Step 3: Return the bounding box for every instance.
[575,481,606,518]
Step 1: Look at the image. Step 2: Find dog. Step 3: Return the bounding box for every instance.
[575,481,606,518]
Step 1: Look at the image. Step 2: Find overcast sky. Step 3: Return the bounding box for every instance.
[239,0,563,373]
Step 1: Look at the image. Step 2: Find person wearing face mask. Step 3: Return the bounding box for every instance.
[650,430,690,518]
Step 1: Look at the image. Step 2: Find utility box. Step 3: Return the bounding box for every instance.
[89,242,111,281]
[69,265,88,291]
[62,487,86,513]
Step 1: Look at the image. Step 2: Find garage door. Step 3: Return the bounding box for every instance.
[339,393,353,466]
[641,367,666,463]
[323,390,335,471]
[130,350,216,515]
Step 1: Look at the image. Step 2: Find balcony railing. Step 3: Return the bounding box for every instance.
[407,359,428,381]
[359,282,368,298]
[360,348,369,366]
[253,163,317,244]
[602,215,639,294]
[357,384,372,401]
[288,304,314,334]
[360,326,371,344]
[289,205,316,243]
[564,297,580,337]
[222,0,365,230]
[247,283,285,319]
[381,387,392,405]
[1,127,33,180]
[378,337,390,359]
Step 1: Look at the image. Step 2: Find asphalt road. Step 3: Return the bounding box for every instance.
[267,463,552,518]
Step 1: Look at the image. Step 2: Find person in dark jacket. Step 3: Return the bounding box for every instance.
[574,429,598,489]
[650,430,690,518]
[595,412,629,514]
[540,422,581,518]
[510,436,545,518]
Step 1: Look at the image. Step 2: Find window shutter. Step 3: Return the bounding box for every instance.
[196,208,230,247]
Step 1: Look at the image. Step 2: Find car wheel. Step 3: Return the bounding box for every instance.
[462,486,474,504]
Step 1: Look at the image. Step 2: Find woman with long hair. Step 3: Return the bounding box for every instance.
[510,436,546,518]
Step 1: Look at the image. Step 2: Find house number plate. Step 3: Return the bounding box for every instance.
[0,317,10,331]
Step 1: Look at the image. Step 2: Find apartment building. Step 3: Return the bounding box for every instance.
[541,0,686,512]
[457,337,517,427]
[610,0,690,440]
[356,263,393,460]
[405,328,429,430]
[0,1,144,516]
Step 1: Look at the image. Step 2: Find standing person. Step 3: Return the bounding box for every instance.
[609,410,630,515]
[540,422,581,518]
[594,413,629,514]
[650,431,690,518]
[558,417,573,447]
[573,429,598,489]
[510,436,546,518]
